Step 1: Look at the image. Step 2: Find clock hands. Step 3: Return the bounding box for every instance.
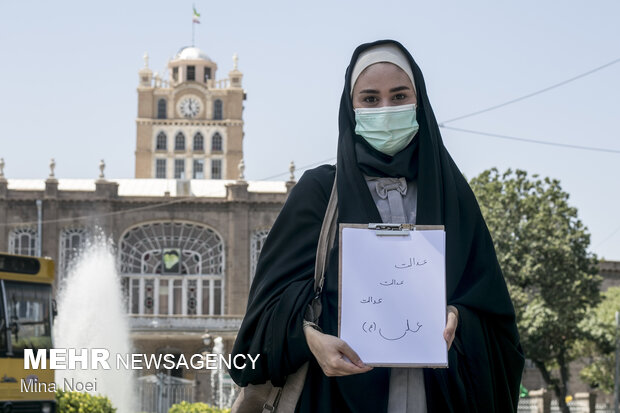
[180,97,200,118]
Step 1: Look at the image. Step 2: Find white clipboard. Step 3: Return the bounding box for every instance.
[338,223,448,367]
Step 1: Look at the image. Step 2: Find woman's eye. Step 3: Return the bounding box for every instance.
[393,93,407,100]
[363,96,378,103]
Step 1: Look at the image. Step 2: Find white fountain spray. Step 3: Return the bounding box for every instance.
[53,234,135,412]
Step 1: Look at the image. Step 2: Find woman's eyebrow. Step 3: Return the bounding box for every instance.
[389,86,411,93]
[357,86,411,94]
[358,89,379,94]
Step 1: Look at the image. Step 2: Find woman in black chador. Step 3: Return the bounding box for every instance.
[230,40,524,412]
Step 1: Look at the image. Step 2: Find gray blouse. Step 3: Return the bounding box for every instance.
[364,176,427,413]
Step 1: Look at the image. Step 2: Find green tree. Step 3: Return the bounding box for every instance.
[470,168,600,413]
[578,286,620,393]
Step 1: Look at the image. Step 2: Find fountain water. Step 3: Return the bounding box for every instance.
[209,336,238,409]
[53,234,135,412]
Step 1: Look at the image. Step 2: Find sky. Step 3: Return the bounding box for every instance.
[1,1,619,260]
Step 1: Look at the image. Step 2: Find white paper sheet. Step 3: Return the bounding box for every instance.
[339,227,447,366]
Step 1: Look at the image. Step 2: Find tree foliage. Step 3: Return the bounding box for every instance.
[577,286,620,393]
[470,168,600,413]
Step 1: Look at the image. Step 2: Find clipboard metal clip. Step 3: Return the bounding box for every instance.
[368,223,413,236]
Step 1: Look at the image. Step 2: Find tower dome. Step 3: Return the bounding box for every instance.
[168,46,218,86]
[173,46,211,62]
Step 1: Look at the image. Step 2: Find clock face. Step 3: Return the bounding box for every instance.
[177,96,202,119]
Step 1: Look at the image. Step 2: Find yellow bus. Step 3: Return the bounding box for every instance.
[0,253,55,413]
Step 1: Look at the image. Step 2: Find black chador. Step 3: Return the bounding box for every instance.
[230,40,524,413]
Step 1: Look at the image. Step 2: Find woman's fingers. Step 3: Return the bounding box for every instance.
[444,307,458,350]
[327,342,372,376]
[336,340,365,368]
[329,355,372,376]
[305,328,372,376]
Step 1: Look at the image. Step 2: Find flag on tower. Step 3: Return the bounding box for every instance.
[193,6,201,24]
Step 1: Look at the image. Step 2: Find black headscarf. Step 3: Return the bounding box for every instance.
[230,39,524,413]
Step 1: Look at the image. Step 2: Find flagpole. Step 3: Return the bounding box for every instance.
[192,3,195,46]
[191,4,200,47]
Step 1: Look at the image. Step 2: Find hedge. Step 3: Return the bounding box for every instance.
[168,401,230,413]
[56,390,116,413]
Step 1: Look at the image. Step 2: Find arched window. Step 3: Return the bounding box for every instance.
[211,132,222,152]
[157,99,167,119]
[156,132,167,150]
[175,132,185,151]
[250,228,270,282]
[59,227,90,279]
[213,99,223,120]
[119,222,225,316]
[193,133,204,151]
[9,227,37,256]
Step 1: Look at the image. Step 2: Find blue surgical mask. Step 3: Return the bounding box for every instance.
[354,104,419,156]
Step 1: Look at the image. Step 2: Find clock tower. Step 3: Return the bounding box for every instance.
[135,46,245,180]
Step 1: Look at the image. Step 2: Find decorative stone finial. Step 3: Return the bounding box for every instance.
[238,159,245,181]
[233,53,239,70]
[0,158,5,179]
[49,158,56,178]
[99,159,106,179]
[143,52,149,68]
[289,161,296,181]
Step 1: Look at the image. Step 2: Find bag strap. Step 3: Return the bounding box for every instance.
[261,386,282,413]
[314,173,338,295]
[261,362,309,413]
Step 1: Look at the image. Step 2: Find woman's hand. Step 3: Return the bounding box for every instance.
[304,327,373,377]
[444,305,459,350]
